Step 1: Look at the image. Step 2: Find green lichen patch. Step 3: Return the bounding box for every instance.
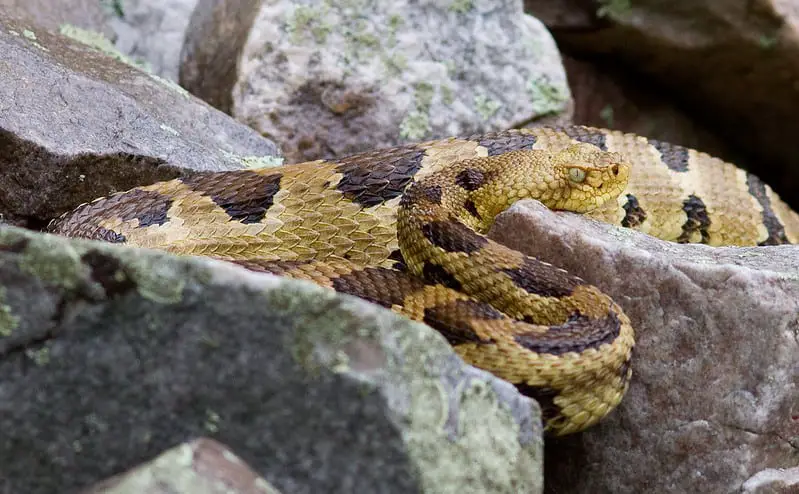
[597,0,632,18]
[0,287,19,338]
[527,75,570,116]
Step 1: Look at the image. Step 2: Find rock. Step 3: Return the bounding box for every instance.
[741,466,799,494]
[489,200,799,494]
[0,0,117,39]
[0,11,280,228]
[108,0,201,81]
[558,54,737,163]
[0,225,543,494]
[524,0,799,210]
[179,0,572,163]
[83,438,284,494]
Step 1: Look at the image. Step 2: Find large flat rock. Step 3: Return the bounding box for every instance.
[490,200,799,494]
[0,225,542,494]
[0,10,280,227]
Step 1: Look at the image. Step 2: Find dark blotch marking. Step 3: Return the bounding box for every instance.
[423,300,500,346]
[500,257,578,298]
[746,173,789,245]
[677,194,711,244]
[388,249,407,271]
[559,126,607,151]
[94,227,127,243]
[81,249,136,297]
[422,262,462,291]
[0,238,31,253]
[513,384,561,425]
[463,199,481,220]
[114,189,173,227]
[650,139,689,172]
[181,170,282,224]
[469,131,538,156]
[455,168,487,191]
[332,267,427,308]
[334,146,425,207]
[514,311,621,356]
[418,184,443,204]
[621,194,647,228]
[422,220,488,254]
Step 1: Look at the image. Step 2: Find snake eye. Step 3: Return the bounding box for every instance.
[568,167,586,183]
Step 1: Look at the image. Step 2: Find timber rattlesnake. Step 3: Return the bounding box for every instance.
[49,126,799,435]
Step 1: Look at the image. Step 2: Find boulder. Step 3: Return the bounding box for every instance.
[490,200,799,494]
[179,0,572,163]
[0,225,543,494]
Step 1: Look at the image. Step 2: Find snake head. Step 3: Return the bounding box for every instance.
[546,143,631,212]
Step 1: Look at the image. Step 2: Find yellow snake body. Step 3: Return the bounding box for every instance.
[49,126,799,435]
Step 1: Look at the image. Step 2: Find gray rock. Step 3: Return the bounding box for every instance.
[0,0,117,39]
[741,466,799,494]
[108,0,200,81]
[83,438,285,494]
[524,0,799,210]
[0,11,280,227]
[489,200,799,494]
[179,0,572,163]
[0,225,543,494]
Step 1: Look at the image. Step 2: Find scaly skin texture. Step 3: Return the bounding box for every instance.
[48,126,798,435]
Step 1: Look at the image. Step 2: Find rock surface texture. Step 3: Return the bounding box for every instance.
[489,200,799,494]
[0,11,280,227]
[83,438,285,494]
[524,0,799,212]
[180,0,572,163]
[0,226,543,494]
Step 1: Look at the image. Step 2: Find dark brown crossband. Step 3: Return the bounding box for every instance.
[335,146,425,207]
[331,267,426,308]
[514,312,621,356]
[96,188,173,228]
[422,300,499,345]
[455,168,487,191]
[677,194,711,243]
[422,262,462,290]
[463,199,481,220]
[421,220,489,254]
[470,131,537,156]
[513,384,561,424]
[94,226,127,243]
[621,194,647,228]
[181,171,282,224]
[416,184,443,204]
[500,257,578,298]
[746,173,789,245]
[558,126,608,151]
[650,139,689,172]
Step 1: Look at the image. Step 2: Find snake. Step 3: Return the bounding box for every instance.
[48,125,799,436]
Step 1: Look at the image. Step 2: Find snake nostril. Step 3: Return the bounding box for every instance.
[611,164,619,176]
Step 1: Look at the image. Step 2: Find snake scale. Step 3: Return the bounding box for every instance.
[49,125,799,435]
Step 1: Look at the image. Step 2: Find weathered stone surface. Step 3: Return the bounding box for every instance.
[83,438,284,494]
[524,0,799,210]
[559,54,737,163]
[0,0,116,39]
[0,226,543,494]
[108,0,200,81]
[741,466,799,494]
[180,0,572,163]
[0,11,280,227]
[489,200,799,494]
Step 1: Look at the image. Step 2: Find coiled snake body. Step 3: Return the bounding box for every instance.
[49,126,799,435]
